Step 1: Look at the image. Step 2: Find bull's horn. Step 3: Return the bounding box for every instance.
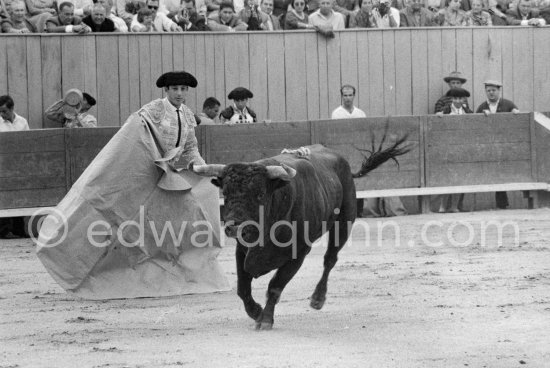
[192,164,226,177]
[266,164,296,181]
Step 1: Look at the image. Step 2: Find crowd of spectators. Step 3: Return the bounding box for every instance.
[1,0,549,33]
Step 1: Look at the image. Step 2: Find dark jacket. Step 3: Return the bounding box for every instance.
[82,15,116,32]
[475,99,518,113]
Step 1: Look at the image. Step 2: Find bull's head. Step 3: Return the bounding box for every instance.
[193,163,296,243]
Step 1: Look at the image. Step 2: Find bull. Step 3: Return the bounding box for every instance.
[191,134,411,330]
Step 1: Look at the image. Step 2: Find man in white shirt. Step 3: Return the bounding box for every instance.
[0,95,30,132]
[98,0,128,31]
[309,0,346,30]
[130,0,182,31]
[331,85,366,119]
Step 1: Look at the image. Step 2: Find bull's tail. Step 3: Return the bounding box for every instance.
[351,125,413,179]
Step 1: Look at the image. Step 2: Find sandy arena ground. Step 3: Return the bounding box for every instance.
[1,209,549,368]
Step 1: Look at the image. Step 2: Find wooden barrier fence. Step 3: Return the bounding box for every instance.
[1,27,550,129]
[1,113,548,212]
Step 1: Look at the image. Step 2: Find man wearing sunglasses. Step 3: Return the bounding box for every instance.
[130,0,183,31]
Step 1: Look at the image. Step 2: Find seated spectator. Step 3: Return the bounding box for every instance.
[207,1,248,31]
[98,0,128,31]
[45,1,91,32]
[130,0,182,31]
[170,0,208,31]
[67,0,93,17]
[285,0,314,28]
[506,0,546,25]
[333,0,359,26]
[476,80,519,210]
[0,95,29,132]
[486,0,509,25]
[372,0,399,27]
[260,0,282,30]
[197,97,221,125]
[115,0,144,28]
[239,0,267,30]
[204,0,222,15]
[131,6,153,30]
[440,0,471,11]
[24,0,56,17]
[349,0,376,27]
[436,0,468,25]
[465,0,492,25]
[399,0,437,26]
[220,87,257,124]
[424,0,444,12]
[82,3,116,31]
[308,0,346,31]
[1,0,38,33]
[65,92,97,128]
[273,0,291,17]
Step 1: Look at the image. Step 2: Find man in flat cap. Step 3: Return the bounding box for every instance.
[476,80,519,210]
[434,71,471,114]
[220,87,257,124]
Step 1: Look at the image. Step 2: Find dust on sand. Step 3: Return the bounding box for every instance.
[1,209,549,368]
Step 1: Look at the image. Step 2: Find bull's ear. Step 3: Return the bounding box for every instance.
[211,178,222,187]
[271,178,291,192]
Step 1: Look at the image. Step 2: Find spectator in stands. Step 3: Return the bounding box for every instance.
[197,97,221,125]
[486,0,510,25]
[0,95,29,132]
[65,92,97,128]
[82,3,116,30]
[260,0,282,29]
[440,0,471,11]
[220,87,257,124]
[372,0,400,27]
[465,0,492,25]
[331,85,366,119]
[115,0,143,28]
[285,0,315,27]
[131,6,153,30]
[46,1,92,32]
[307,0,321,14]
[333,0,359,27]
[506,0,546,25]
[207,1,248,31]
[309,0,346,31]
[1,0,38,32]
[158,0,206,21]
[349,0,376,28]
[25,0,57,17]
[399,0,437,26]
[273,0,291,18]
[204,0,222,15]
[239,0,267,30]
[98,0,128,31]
[476,80,519,209]
[434,71,470,113]
[424,0,444,13]
[170,0,208,31]
[436,0,468,25]
[130,0,182,30]
[285,0,313,28]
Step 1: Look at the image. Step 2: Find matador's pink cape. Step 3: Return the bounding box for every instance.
[36,114,230,299]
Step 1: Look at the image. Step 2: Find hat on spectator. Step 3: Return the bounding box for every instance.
[443,71,467,84]
[62,89,83,119]
[446,87,470,98]
[484,79,502,88]
[83,92,96,107]
[228,87,253,100]
[156,71,198,88]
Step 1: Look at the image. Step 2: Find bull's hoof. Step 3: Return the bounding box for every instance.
[255,321,273,331]
[310,296,326,310]
[246,302,263,321]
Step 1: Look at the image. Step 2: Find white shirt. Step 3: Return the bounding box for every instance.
[308,10,346,30]
[109,13,128,32]
[331,105,366,119]
[130,12,179,32]
[0,113,30,132]
[449,104,466,115]
[487,99,499,113]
